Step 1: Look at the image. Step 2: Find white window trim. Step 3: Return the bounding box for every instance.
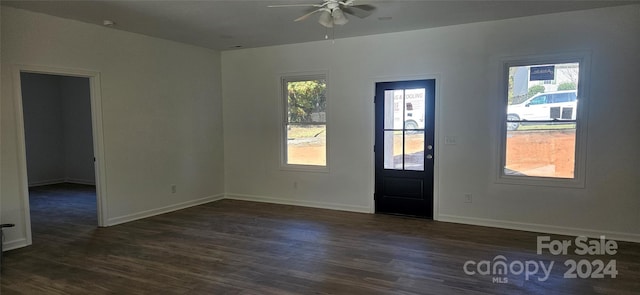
[279,72,330,173]
[496,52,590,188]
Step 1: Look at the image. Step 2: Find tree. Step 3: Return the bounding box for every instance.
[507,67,516,105]
[527,85,545,98]
[287,80,326,123]
[557,82,576,91]
[558,66,579,85]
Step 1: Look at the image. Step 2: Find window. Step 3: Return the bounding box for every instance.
[529,95,548,105]
[282,75,327,168]
[551,92,577,103]
[383,88,427,171]
[500,57,587,187]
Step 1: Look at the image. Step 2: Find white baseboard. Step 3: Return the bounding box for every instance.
[65,178,96,185]
[28,178,66,187]
[438,214,640,243]
[225,193,372,214]
[28,178,96,187]
[2,238,29,252]
[107,194,225,226]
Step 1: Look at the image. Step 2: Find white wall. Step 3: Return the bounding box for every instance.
[222,5,640,241]
[60,75,95,185]
[21,73,66,185]
[21,73,95,186]
[1,7,225,249]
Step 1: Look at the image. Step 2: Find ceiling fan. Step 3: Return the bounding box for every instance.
[269,0,376,28]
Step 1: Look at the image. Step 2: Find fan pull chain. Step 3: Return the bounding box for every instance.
[324,26,336,43]
[332,26,335,44]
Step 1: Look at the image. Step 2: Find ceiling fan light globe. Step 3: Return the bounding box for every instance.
[332,8,348,25]
[318,10,333,27]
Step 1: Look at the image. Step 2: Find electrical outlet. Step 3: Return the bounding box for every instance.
[171,184,177,194]
[464,194,472,203]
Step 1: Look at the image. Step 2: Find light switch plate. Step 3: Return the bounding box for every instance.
[444,136,457,145]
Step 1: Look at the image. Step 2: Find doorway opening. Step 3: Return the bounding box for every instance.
[15,67,107,246]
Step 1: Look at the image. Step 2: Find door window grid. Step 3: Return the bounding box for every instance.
[383,88,426,171]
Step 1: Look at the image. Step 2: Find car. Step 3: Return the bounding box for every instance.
[506,90,577,131]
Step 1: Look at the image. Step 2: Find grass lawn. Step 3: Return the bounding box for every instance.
[517,123,576,131]
[288,126,326,139]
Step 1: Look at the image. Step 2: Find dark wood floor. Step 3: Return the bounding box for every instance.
[1,184,639,294]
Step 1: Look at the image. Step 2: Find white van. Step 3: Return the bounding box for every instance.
[391,89,425,130]
[507,90,577,130]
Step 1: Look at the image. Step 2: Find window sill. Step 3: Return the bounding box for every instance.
[280,164,329,173]
[496,174,585,189]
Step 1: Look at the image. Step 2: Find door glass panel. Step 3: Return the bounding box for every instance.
[383,87,426,171]
[384,90,403,129]
[404,131,425,171]
[384,130,403,169]
[403,88,425,130]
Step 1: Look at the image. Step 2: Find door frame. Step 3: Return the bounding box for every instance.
[370,74,441,220]
[12,64,109,246]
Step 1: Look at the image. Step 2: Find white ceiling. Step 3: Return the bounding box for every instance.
[2,0,637,51]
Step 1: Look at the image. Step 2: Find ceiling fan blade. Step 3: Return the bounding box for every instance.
[295,8,324,22]
[352,4,376,11]
[342,4,376,18]
[268,4,324,8]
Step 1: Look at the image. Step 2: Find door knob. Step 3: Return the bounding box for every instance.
[427,145,433,150]
[427,154,433,159]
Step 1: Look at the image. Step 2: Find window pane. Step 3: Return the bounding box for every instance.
[553,93,570,103]
[404,88,425,130]
[384,90,403,129]
[284,76,327,168]
[505,123,576,178]
[384,130,403,169]
[529,95,547,105]
[287,79,326,124]
[404,131,425,171]
[507,63,578,106]
[505,62,580,179]
[287,124,326,166]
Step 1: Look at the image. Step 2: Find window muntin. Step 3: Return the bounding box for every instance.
[282,76,327,167]
[503,61,581,180]
[383,88,426,171]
